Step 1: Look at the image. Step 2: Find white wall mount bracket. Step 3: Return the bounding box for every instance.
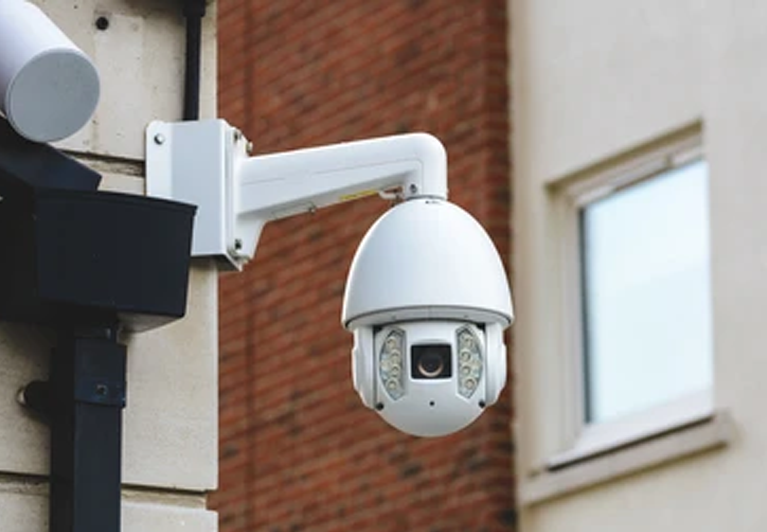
[146,119,448,270]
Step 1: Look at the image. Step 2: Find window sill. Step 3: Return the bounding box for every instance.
[551,390,713,468]
[519,410,733,506]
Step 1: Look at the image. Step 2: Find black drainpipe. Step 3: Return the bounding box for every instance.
[182,0,206,120]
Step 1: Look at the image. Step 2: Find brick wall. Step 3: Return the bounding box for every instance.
[213,1,514,531]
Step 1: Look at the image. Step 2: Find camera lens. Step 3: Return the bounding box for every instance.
[411,344,452,379]
[418,353,444,377]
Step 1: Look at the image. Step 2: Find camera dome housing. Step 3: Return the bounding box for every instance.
[342,198,513,328]
[342,198,513,437]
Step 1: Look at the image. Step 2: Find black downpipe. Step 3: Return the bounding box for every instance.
[49,326,127,532]
[183,0,206,120]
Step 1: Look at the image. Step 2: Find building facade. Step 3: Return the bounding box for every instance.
[213,1,515,531]
[514,1,767,531]
[0,2,219,530]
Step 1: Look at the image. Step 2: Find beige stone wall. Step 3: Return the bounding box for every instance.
[0,1,218,530]
[513,1,767,531]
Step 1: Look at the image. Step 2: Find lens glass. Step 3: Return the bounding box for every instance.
[411,344,452,379]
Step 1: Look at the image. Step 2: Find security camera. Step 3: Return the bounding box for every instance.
[146,119,514,437]
[0,1,100,142]
[342,197,513,436]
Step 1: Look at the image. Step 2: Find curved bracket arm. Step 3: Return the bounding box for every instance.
[146,119,448,270]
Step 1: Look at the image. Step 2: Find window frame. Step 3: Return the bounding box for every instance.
[550,131,713,468]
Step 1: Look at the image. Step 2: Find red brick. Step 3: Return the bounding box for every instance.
[214,1,515,531]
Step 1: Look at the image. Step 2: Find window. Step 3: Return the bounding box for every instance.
[517,129,734,504]
[582,160,712,424]
[551,135,715,466]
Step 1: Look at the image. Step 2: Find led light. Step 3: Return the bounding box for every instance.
[380,329,406,400]
[457,326,482,399]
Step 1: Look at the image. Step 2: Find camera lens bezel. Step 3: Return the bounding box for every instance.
[411,343,452,379]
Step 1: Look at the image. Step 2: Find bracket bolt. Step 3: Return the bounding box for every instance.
[246,141,254,155]
[234,239,243,251]
[154,133,165,145]
[409,184,418,194]
[234,129,243,142]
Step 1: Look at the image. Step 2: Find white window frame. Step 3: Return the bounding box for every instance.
[549,130,714,468]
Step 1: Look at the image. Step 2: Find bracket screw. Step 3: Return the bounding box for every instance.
[234,239,243,251]
[154,133,165,145]
[409,184,418,194]
[246,141,254,155]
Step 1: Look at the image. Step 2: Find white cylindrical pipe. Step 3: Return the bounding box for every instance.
[0,1,100,142]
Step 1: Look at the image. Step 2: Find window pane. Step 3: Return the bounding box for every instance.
[581,160,713,423]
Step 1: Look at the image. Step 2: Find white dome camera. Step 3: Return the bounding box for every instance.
[342,198,513,437]
[146,120,514,437]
